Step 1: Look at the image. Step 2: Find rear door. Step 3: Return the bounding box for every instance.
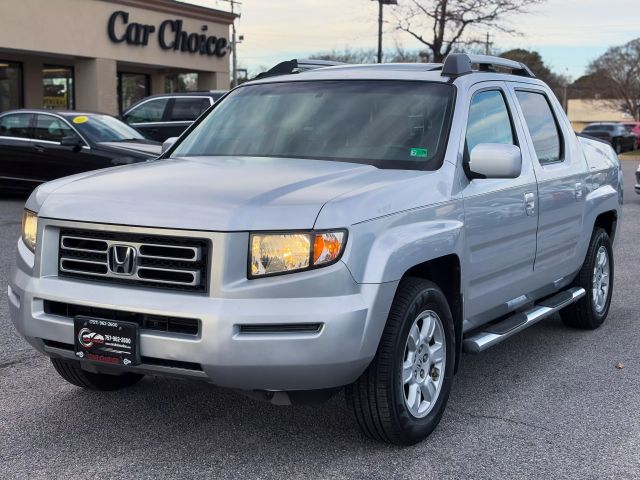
[461,83,539,327]
[0,112,36,190]
[509,83,588,287]
[123,97,171,142]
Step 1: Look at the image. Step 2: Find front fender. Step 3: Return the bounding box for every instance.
[342,199,464,284]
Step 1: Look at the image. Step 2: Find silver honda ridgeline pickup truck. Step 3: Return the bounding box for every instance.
[9,54,622,445]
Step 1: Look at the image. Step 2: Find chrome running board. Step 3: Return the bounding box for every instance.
[463,287,586,353]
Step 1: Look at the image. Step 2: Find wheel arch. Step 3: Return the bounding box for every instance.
[594,209,618,243]
[401,254,463,374]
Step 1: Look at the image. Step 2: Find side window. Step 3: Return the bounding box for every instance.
[515,91,562,164]
[466,90,515,153]
[34,114,76,142]
[124,98,169,123]
[169,97,211,121]
[0,113,32,139]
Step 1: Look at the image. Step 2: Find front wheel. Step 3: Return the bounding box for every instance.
[346,278,455,445]
[561,228,614,329]
[614,140,622,154]
[51,358,144,391]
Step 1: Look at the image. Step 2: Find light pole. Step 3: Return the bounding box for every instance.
[217,0,242,87]
[372,0,397,64]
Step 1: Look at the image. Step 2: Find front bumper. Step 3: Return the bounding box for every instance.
[9,219,397,391]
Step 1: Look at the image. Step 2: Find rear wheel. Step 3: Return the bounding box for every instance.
[346,278,455,445]
[561,228,613,329]
[51,358,144,391]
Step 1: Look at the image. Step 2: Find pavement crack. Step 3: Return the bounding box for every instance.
[450,408,552,432]
[0,355,33,371]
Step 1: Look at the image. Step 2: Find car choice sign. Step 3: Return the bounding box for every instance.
[107,10,229,57]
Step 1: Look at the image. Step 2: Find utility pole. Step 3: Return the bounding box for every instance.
[217,0,242,87]
[485,32,491,55]
[372,0,397,64]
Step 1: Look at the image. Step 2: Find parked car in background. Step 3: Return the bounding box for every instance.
[621,122,640,149]
[0,110,160,193]
[122,91,226,142]
[10,54,622,445]
[581,122,636,153]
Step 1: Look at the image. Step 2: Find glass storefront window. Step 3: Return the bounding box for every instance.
[165,73,198,92]
[118,73,149,114]
[0,61,23,112]
[43,66,74,110]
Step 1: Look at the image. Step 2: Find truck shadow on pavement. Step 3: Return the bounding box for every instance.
[21,315,599,451]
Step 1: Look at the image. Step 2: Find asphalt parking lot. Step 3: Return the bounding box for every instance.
[1,161,639,479]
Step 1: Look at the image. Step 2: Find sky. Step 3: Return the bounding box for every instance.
[184,0,640,80]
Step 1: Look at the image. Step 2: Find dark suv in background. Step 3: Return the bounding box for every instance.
[122,91,226,142]
[581,122,637,154]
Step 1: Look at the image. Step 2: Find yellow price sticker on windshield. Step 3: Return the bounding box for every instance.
[73,115,89,124]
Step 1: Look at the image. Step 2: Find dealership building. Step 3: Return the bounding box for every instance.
[0,0,235,115]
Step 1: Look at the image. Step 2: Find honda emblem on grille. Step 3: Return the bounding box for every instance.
[108,245,137,276]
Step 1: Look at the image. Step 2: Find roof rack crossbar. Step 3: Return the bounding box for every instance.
[441,53,535,78]
[253,59,346,80]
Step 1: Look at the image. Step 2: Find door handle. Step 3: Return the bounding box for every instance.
[575,182,583,201]
[524,192,536,216]
[32,144,45,153]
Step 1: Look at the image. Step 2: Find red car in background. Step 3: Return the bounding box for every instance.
[622,122,640,148]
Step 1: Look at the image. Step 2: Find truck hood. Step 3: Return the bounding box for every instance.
[34,156,408,231]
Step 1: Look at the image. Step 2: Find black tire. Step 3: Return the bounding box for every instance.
[51,357,144,391]
[561,228,613,330]
[346,278,455,445]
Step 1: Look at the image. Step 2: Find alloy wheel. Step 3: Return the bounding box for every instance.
[402,310,446,418]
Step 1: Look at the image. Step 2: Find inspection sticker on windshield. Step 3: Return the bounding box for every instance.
[410,148,428,158]
[73,115,89,124]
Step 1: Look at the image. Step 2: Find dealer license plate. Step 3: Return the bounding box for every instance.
[73,316,140,366]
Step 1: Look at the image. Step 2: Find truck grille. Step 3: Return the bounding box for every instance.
[58,229,209,292]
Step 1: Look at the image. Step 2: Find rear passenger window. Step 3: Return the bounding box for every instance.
[515,91,562,164]
[169,97,211,121]
[466,90,514,153]
[0,113,32,139]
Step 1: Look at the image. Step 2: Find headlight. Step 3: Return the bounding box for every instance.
[22,209,38,252]
[250,230,347,278]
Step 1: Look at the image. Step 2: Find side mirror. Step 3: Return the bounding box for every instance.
[467,144,522,179]
[60,135,83,149]
[161,137,178,154]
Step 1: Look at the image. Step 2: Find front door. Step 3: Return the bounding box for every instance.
[123,96,171,142]
[29,113,107,182]
[460,83,539,328]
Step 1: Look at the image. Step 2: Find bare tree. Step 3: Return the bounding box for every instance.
[500,49,567,101]
[392,0,544,62]
[587,38,640,121]
[309,45,428,64]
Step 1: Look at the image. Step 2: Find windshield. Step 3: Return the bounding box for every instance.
[69,114,146,142]
[173,80,455,170]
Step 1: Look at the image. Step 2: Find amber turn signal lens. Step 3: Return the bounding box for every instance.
[313,231,346,266]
